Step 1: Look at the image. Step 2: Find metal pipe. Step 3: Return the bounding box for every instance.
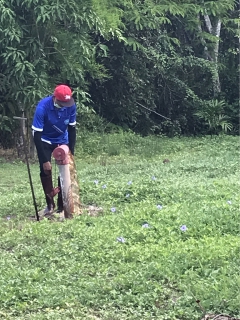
[13,116,40,222]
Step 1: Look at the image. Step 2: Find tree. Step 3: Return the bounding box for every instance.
[0,0,123,147]
[89,0,239,135]
[0,0,238,144]
[190,0,237,96]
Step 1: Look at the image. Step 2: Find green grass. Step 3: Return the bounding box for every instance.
[0,134,239,319]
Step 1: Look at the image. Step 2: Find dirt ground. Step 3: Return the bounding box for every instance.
[202,314,240,320]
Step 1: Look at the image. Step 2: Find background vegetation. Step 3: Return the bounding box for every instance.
[0,0,239,149]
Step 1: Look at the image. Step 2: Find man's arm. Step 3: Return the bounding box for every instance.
[68,125,76,155]
[68,104,77,155]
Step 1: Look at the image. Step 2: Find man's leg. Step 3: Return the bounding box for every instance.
[38,142,56,213]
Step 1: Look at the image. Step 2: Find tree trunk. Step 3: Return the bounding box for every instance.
[212,19,221,95]
[52,145,81,218]
[203,14,222,96]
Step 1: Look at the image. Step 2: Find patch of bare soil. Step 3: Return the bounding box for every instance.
[28,205,103,222]
[82,205,103,216]
[202,314,240,320]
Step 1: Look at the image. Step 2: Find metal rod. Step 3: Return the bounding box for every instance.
[13,116,40,222]
[13,116,28,120]
[137,102,171,121]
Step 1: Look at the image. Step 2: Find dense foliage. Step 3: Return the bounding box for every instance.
[0,0,239,147]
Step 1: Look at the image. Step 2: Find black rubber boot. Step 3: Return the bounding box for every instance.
[40,175,56,212]
[57,176,63,212]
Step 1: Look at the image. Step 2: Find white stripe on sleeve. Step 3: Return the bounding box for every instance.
[32,125,43,132]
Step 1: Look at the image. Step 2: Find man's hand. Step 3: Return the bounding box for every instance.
[68,125,76,156]
[43,161,52,175]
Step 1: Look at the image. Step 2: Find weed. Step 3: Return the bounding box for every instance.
[0,134,239,319]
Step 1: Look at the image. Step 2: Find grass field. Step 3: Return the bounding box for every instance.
[0,133,239,319]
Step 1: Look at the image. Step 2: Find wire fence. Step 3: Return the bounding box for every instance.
[0,119,36,161]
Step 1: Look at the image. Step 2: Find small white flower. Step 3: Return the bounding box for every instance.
[180,225,187,232]
[142,223,150,228]
[117,237,125,243]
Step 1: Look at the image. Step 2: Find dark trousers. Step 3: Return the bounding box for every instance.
[38,141,64,210]
[38,142,59,177]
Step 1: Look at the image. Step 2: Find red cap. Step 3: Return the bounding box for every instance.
[53,85,75,107]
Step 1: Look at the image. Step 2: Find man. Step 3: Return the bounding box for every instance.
[32,84,76,215]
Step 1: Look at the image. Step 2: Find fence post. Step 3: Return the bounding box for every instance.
[16,109,26,159]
